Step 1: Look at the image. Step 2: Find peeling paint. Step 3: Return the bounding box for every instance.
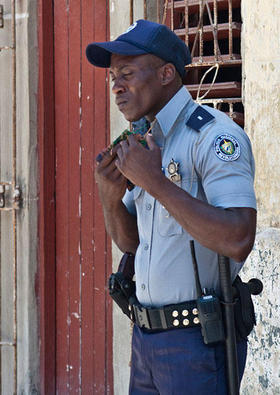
[78,81,81,99]
[71,312,80,320]
[240,229,280,393]
[79,146,82,166]
[79,193,81,218]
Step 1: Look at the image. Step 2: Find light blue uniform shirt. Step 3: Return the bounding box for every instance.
[123,87,256,308]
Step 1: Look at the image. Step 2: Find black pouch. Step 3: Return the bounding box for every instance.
[108,252,136,319]
[233,275,256,341]
[108,272,135,318]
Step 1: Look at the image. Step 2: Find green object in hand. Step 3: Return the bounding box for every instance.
[108,129,148,151]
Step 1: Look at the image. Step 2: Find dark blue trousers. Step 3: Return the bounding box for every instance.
[129,325,247,395]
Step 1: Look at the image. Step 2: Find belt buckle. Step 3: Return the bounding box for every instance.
[133,305,151,329]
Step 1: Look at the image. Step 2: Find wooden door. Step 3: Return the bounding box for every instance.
[49,1,112,392]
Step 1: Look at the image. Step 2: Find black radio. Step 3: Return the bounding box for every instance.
[197,290,225,345]
[190,240,225,345]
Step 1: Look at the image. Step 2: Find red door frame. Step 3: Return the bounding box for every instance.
[38,1,112,393]
[38,0,56,392]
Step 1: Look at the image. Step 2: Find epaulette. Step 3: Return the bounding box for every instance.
[186,106,215,132]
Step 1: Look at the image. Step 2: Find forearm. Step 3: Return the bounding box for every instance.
[102,200,139,254]
[147,175,256,261]
[114,134,256,260]
[94,150,139,253]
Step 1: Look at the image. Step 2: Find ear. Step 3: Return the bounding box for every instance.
[159,63,177,86]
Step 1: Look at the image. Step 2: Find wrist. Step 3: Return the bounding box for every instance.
[143,171,168,197]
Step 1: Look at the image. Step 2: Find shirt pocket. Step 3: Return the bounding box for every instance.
[157,177,198,237]
[158,178,183,237]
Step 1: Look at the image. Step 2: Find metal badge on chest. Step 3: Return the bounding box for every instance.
[167,159,181,183]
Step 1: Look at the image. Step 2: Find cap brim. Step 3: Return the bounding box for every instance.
[86,40,148,68]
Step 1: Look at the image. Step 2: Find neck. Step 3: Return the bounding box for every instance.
[146,83,183,122]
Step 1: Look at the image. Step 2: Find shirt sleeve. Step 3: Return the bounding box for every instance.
[122,188,137,216]
[195,121,257,210]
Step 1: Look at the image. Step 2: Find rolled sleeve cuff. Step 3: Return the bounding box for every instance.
[209,193,257,210]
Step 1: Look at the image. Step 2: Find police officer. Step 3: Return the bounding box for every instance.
[86,19,256,394]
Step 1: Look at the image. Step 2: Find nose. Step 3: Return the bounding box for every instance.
[112,78,125,95]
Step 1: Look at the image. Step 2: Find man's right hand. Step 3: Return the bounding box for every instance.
[94,149,139,254]
[95,150,127,206]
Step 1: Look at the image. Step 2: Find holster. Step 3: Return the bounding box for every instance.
[108,252,136,319]
[232,275,256,341]
[108,254,258,340]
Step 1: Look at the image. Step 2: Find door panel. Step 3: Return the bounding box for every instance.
[54,1,112,392]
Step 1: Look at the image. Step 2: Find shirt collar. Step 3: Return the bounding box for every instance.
[155,86,193,136]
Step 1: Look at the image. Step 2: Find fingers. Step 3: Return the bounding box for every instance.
[96,149,117,168]
[95,159,123,187]
[145,132,159,151]
[115,138,131,167]
[95,149,107,163]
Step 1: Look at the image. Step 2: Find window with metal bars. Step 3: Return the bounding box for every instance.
[130,1,243,125]
[165,0,243,126]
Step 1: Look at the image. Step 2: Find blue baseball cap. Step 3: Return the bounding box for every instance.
[86,19,191,79]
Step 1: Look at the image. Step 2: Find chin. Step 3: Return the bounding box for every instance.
[122,113,143,123]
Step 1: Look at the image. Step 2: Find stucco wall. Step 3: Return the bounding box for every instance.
[241,1,280,393]
[110,1,280,393]
[110,2,144,393]
[241,229,280,394]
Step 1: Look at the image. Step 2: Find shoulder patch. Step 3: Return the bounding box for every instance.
[214,134,240,162]
[186,106,215,132]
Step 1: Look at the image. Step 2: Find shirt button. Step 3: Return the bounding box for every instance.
[146,203,152,211]
[144,244,149,250]
[141,284,146,290]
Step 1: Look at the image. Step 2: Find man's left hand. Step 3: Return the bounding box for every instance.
[114,133,164,190]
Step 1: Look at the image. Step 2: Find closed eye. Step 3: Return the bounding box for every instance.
[123,72,133,80]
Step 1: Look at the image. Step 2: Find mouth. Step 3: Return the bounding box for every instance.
[116,98,128,109]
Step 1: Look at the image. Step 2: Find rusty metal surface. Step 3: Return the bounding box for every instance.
[165,0,243,125]
[169,0,241,66]
[127,1,243,126]
[186,56,241,67]
[228,0,233,58]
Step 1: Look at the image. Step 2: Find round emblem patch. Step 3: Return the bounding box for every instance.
[214,134,240,162]
[124,22,137,34]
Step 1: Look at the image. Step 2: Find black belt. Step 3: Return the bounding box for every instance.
[130,300,201,331]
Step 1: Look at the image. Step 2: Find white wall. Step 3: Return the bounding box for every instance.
[241,1,280,393]
[110,2,144,393]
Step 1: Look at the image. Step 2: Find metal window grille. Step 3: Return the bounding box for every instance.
[131,0,243,126]
[0,0,19,393]
[168,0,243,126]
